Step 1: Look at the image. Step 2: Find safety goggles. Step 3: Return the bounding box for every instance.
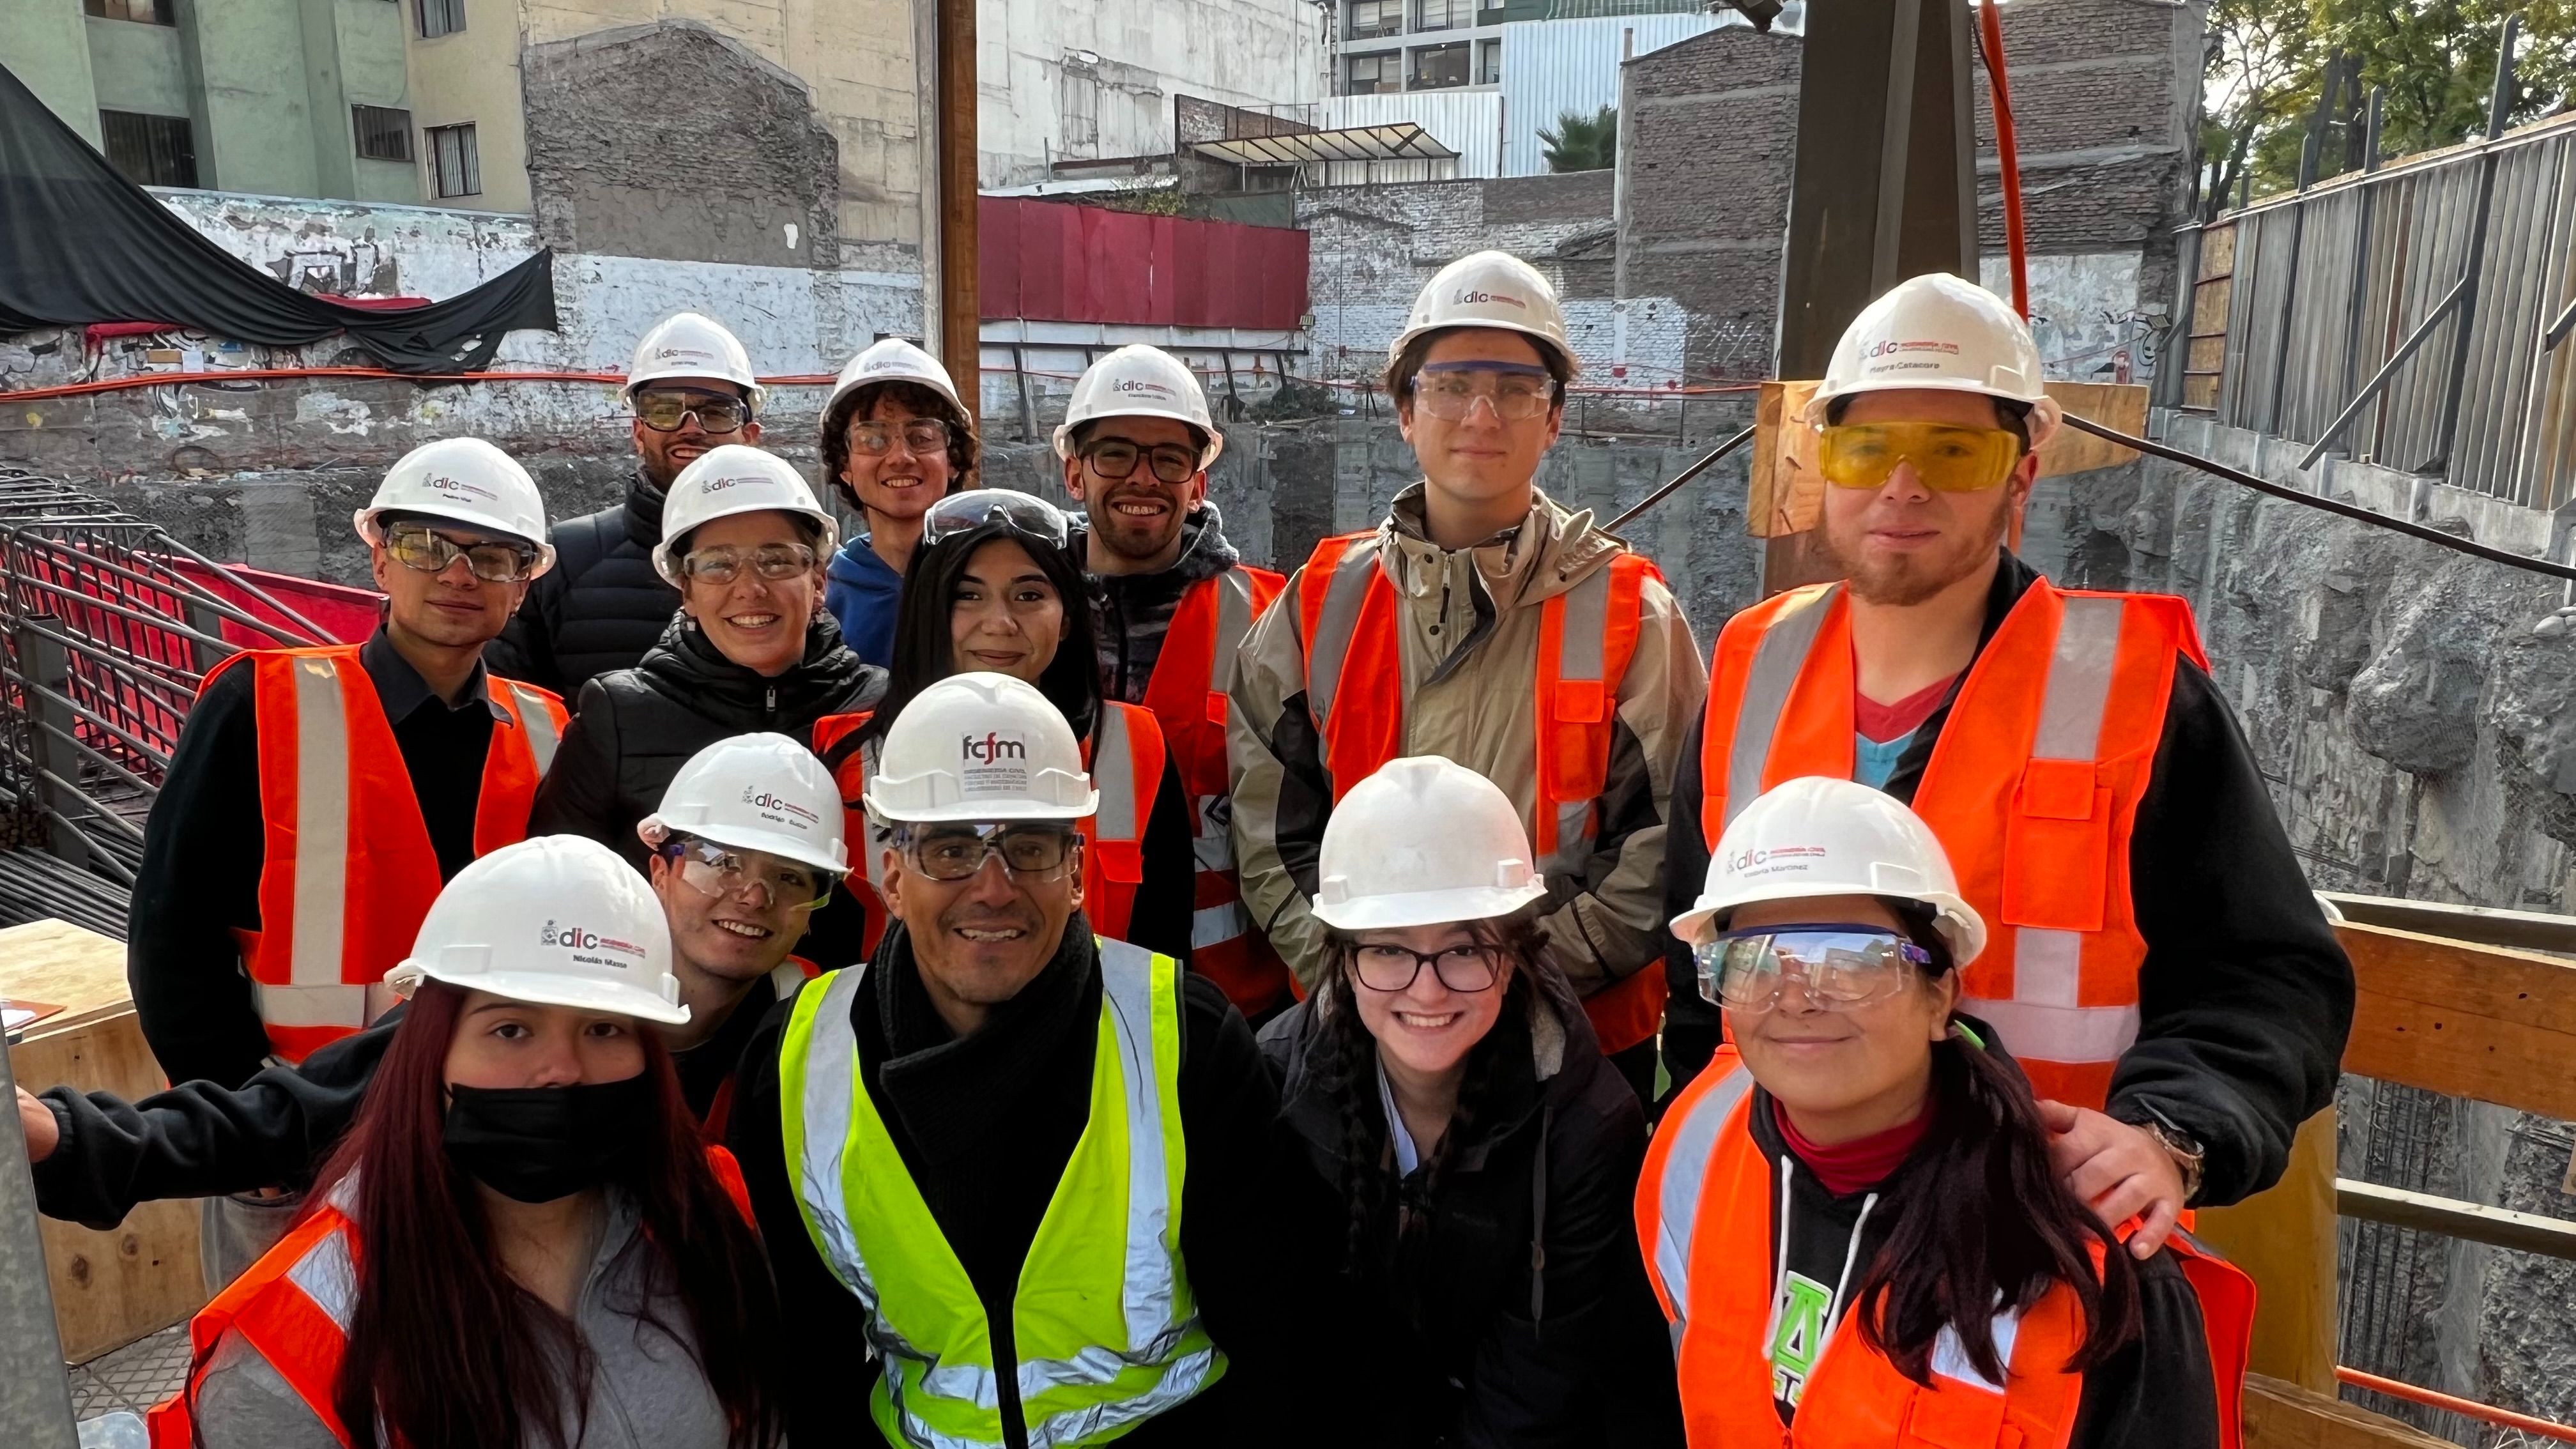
[634,390,753,434]
[847,417,953,457]
[1409,361,1558,422]
[895,822,1080,882]
[676,542,818,585]
[383,523,540,583]
[1816,422,2024,494]
[1694,924,1935,1013]
[1080,436,1200,486]
[665,836,833,911]
[1347,941,1501,994]
[922,489,1071,550]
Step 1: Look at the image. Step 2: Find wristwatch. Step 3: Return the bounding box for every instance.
[2133,1103,2207,1205]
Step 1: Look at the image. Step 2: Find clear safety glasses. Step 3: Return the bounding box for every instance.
[1348,942,1502,993]
[922,489,1072,550]
[634,390,753,434]
[383,523,540,583]
[847,417,954,457]
[1080,436,1200,485]
[665,837,833,912]
[1409,362,1558,422]
[1816,422,2024,494]
[1694,924,1935,1013]
[896,822,1080,882]
[677,542,818,584]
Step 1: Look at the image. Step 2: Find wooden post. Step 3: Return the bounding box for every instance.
[936,0,979,427]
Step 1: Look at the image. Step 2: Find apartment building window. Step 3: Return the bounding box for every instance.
[1415,0,1471,32]
[84,0,174,23]
[417,0,464,37]
[352,105,415,162]
[1347,0,1400,40]
[98,110,197,187]
[1409,42,1469,89]
[426,123,480,197]
[1346,52,1399,95]
[1476,38,1501,84]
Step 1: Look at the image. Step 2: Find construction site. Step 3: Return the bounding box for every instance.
[4,0,2576,1445]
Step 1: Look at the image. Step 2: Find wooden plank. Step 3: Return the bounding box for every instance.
[2322,892,2576,954]
[2336,1179,2576,1260]
[2337,921,2576,1120]
[2195,1110,2338,1392]
[2037,382,2147,474]
[2244,1373,2460,1449]
[0,917,140,1036]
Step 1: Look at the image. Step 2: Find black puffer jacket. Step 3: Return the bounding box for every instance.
[484,471,682,697]
[1260,975,1683,1448]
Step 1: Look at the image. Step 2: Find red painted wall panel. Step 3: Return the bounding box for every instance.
[978,197,1308,330]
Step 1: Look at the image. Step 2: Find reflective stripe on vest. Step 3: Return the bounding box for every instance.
[1695,580,2203,1105]
[1082,703,1164,946]
[1638,1051,1757,1353]
[778,944,1225,1447]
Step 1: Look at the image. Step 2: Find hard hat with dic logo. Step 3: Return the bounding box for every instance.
[1390,250,1579,376]
[1805,272,2063,446]
[1672,775,1986,966]
[1312,756,1550,931]
[862,672,1098,824]
[824,337,965,428]
[638,733,847,875]
[353,437,555,568]
[625,311,763,408]
[653,444,840,583]
[1052,345,1223,470]
[385,834,689,1025]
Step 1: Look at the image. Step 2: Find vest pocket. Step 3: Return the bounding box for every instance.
[1547,682,1611,801]
[1094,839,1146,885]
[2000,758,2109,933]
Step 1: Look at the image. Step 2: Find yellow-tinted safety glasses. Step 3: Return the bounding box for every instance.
[1816,422,2025,493]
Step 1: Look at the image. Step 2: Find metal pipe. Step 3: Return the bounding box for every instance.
[2545,292,2576,351]
[0,1025,80,1449]
[2432,13,2522,472]
[2298,274,2471,470]
[1606,425,1758,533]
[36,806,142,885]
[145,534,335,643]
[2,536,299,646]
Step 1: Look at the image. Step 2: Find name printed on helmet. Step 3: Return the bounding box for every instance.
[420,473,500,503]
[1454,288,1529,310]
[1725,843,1830,878]
[742,786,823,827]
[540,919,648,965]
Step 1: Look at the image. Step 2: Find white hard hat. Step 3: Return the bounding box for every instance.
[1052,345,1223,470]
[1390,250,1579,376]
[625,311,762,408]
[353,438,555,570]
[1672,776,1986,967]
[1805,273,2063,445]
[385,835,689,1025]
[862,672,1097,824]
[1312,756,1549,931]
[652,445,841,584]
[638,732,847,875]
[824,337,966,426]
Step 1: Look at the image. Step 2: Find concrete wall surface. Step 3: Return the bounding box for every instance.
[402,0,528,211]
[1,0,104,146]
[84,13,190,118]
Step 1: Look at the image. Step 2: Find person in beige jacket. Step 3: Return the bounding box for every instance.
[1228,250,1705,1098]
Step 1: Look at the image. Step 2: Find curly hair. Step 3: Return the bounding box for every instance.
[820,379,979,513]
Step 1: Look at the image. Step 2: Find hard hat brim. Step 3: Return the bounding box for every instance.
[384,958,693,1025]
[644,813,848,877]
[858,793,1099,825]
[1311,880,1549,933]
[1388,319,1581,379]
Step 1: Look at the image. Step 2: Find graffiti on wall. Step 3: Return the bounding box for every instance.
[265,227,399,298]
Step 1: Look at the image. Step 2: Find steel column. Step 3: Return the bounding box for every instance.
[0,1038,79,1449]
[2432,15,2521,472]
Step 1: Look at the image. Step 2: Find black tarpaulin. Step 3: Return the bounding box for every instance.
[0,62,556,373]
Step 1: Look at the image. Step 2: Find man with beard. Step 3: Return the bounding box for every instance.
[1662,272,2352,1255]
[485,311,765,695]
[1057,346,1290,1016]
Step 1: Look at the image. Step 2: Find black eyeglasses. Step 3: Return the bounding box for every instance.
[383,523,540,583]
[896,822,1080,882]
[848,418,953,457]
[636,390,753,434]
[1348,942,1502,993]
[1080,438,1200,486]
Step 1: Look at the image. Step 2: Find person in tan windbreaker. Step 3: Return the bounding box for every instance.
[1227,250,1706,1101]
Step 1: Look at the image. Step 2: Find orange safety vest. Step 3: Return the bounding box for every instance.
[1696,579,2209,1107]
[214,645,567,1064]
[813,701,1168,958]
[147,1147,757,1449]
[1637,1050,2255,1449]
[1140,565,1287,1013]
[1294,530,1667,1053]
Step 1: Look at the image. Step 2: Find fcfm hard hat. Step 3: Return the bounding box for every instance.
[652,445,841,584]
[1313,756,1551,930]
[824,337,967,425]
[1390,250,1579,376]
[385,834,689,1025]
[353,438,555,570]
[1052,345,1223,470]
[625,311,763,408]
[1673,775,1986,967]
[1805,272,2063,445]
[638,732,847,875]
[862,671,1098,824]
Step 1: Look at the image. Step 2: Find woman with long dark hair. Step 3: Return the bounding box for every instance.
[811,488,1197,964]
[1644,776,2251,1449]
[1263,755,1684,1446]
[153,836,785,1449]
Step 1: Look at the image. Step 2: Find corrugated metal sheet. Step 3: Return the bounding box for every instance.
[1498,12,1721,176]
[979,199,1310,330]
[1320,91,1504,179]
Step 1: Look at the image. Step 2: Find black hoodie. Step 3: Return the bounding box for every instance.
[484,470,683,697]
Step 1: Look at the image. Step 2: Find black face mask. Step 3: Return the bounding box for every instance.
[443,1076,655,1204]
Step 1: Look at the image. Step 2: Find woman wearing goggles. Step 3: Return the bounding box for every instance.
[1648,776,2244,1449]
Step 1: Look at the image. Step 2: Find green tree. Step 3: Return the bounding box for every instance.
[1540,106,1618,172]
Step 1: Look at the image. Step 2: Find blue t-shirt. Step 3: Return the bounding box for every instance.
[824,535,903,668]
[1853,728,1917,790]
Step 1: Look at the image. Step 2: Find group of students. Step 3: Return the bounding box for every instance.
[8,252,2358,1449]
